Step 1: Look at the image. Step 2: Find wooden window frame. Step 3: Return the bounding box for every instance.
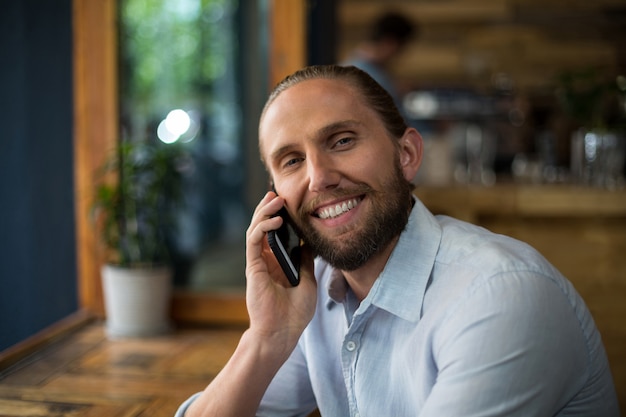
[73,0,305,325]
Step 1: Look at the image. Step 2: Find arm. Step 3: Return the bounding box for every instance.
[420,272,589,416]
[183,192,317,417]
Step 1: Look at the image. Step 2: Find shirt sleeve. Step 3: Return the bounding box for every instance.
[174,392,201,417]
[420,271,591,416]
[257,341,318,417]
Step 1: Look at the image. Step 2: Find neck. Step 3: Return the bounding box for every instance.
[342,235,400,302]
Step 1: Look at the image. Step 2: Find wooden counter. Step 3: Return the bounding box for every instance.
[415,184,626,221]
[415,184,626,409]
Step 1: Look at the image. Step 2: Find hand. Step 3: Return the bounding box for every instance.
[182,193,317,417]
[244,192,317,352]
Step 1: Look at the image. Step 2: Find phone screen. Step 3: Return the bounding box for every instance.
[267,208,301,286]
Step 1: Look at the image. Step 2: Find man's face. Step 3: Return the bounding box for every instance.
[259,78,417,271]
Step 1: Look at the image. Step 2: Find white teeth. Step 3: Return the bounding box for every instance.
[318,198,360,219]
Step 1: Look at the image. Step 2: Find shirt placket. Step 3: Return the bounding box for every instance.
[341,300,372,417]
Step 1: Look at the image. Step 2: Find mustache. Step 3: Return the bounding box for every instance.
[299,184,375,217]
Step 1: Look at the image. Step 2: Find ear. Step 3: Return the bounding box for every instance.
[398,127,423,181]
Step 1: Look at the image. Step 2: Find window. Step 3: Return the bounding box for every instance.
[118,0,267,291]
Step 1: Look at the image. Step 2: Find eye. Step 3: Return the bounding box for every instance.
[332,135,354,149]
[279,154,305,171]
[285,157,303,167]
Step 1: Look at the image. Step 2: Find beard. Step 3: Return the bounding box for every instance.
[293,159,414,271]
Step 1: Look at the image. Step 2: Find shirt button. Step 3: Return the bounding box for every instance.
[346,341,357,351]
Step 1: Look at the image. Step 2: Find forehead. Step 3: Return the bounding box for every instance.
[259,79,380,155]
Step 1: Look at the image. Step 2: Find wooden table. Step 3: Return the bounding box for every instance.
[0,322,245,416]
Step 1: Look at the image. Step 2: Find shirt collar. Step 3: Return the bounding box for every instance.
[325,196,442,322]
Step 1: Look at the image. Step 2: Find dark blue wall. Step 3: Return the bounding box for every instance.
[0,0,78,351]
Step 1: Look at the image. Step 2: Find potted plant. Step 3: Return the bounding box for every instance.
[93,139,186,338]
[556,68,626,188]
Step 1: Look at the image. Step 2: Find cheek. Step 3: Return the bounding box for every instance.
[275,177,306,211]
[274,179,292,197]
[354,145,397,182]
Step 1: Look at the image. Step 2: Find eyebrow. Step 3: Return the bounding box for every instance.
[316,119,363,138]
[268,143,298,166]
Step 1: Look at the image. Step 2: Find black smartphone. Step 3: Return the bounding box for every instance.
[267,208,302,286]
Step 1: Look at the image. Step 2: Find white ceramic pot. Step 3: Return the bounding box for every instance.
[101,264,172,338]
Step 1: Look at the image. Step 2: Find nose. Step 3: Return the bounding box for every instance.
[306,152,340,192]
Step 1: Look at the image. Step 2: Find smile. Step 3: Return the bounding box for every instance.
[316,197,361,219]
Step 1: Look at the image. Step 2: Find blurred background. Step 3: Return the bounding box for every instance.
[113,0,626,293]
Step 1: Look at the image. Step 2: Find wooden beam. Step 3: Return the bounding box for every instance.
[269,0,307,88]
[73,0,118,317]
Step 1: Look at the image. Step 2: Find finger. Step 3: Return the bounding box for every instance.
[246,217,281,266]
[248,194,284,236]
[251,191,278,217]
[246,195,285,273]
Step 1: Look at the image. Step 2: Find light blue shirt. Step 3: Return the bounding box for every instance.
[177,198,619,417]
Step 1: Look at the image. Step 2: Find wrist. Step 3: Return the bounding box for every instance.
[242,327,300,362]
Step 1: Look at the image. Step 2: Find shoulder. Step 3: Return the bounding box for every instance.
[426,215,596,353]
[435,215,550,270]
[421,222,615,413]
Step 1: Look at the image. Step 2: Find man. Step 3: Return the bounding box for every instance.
[176,65,619,416]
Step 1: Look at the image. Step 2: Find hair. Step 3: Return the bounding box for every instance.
[368,12,416,46]
[262,65,408,140]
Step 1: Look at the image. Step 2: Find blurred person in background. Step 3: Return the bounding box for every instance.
[342,11,417,115]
